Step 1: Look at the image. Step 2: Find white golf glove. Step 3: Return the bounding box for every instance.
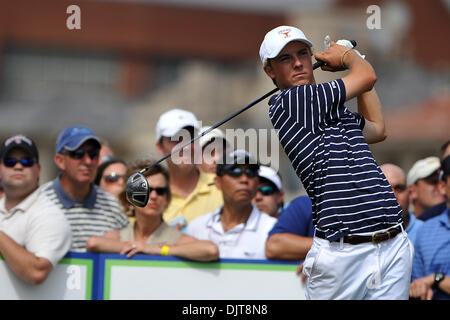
[336,39,365,59]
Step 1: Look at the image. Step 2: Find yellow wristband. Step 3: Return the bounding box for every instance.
[161,245,170,256]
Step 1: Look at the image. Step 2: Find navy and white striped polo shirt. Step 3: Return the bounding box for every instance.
[268,79,402,241]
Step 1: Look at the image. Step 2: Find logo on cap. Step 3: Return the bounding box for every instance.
[278,29,292,38]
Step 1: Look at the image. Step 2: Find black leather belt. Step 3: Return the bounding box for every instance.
[316,227,402,245]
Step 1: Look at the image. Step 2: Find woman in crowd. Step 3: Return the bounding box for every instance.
[94,158,128,199]
[87,160,219,261]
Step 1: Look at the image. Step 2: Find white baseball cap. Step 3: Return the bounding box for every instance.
[156,109,199,141]
[259,25,313,65]
[406,156,441,186]
[258,165,282,191]
[198,126,229,148]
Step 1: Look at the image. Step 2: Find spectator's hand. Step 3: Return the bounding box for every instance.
[409,274,434,300]
[120,241,138,258]
[296,262,307,283]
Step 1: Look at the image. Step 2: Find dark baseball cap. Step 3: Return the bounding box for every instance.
[0,134,39,162]
[55,126,101,154]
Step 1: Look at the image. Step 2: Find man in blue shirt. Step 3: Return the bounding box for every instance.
[410,155,450,300]
[259,26,412,299]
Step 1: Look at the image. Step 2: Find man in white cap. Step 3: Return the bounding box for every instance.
[155,109,223,231]
[252,165,284,218]
[407,156,445,218]
[198,126,230,175]
[259,26,412,299]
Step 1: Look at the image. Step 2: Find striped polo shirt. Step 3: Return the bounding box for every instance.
[268,79,402,241]
[41,177,129,252]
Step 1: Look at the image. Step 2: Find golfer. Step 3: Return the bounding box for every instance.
[259,26,413,299]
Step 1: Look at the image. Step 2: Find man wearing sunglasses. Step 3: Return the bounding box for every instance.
[407,156,445,219]
[185,150,277,260]
[252,165,284,218]
[0,134,71,284]
[42,126,129,252]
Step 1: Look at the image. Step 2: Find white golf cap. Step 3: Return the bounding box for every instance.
[198,126,228,148]
[258,165,282,191]
[406,156,441,186]
[156,109,199,141]
[259,25,313,65]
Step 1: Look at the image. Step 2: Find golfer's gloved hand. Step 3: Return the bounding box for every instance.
[336,39,365,59]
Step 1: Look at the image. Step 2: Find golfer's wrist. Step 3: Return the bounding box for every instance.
[341,49,358,69]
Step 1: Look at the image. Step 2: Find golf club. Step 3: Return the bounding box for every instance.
[127,40,357,207]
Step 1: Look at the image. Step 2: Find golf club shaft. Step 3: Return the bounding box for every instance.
[139,87,279,174]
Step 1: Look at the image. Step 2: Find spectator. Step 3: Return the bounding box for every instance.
[252,165,284,218]
[41,126,129,252]
[407,156,445,218]
[155,109,223,231]
[0,134,71,284]
[94,158,128,199]
[380,163,423,244]
[198,126,230,174]
[265,196,314,260]
[410,155,450,300]
[87,160,219,261]
[185,150,277,260]
[418,140,450,221]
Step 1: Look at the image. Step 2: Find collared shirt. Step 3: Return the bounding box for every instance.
[185,205,277,260]
[406,211,423,245]
[268,79,402,241]
[163,169,223,231]
[0,187,72,266]
[412,208,450,300]
[41,177,129,252]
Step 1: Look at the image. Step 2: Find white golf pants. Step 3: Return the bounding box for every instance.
[302,229,413,300]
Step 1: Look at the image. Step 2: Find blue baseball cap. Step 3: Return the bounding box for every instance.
[55,126,101,154]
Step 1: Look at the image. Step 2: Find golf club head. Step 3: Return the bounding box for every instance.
[126,172,149,207]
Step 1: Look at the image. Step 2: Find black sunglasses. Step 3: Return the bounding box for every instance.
[66,148,99,160]
[148,186,169,196]
[103,173,125,183]
[257,185,277,196]
[4,157,35,168]
[225,167,258,178]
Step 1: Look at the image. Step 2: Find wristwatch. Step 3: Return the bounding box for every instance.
[432,272,445,290]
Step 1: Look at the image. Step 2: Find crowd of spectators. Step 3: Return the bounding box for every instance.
[0,110,448,300]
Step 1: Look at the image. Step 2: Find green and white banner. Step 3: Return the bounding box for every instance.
[1,253,305,300]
